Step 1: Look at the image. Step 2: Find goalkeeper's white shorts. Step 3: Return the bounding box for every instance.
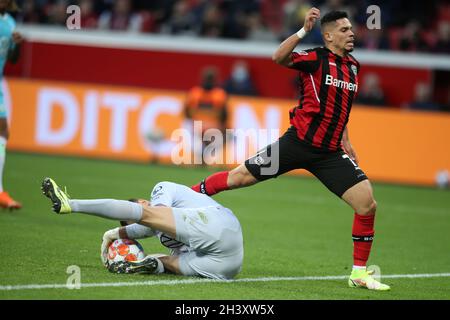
[172,205,243,280]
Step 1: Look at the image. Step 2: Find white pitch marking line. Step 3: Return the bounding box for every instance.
[1,273,450,291]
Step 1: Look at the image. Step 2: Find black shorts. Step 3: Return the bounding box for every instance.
[244,126,368,197]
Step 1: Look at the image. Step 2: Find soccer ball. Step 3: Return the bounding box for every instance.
[435,170,449,189]
[108,239,145,264]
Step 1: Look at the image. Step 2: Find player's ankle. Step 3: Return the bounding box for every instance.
[352,265,367,271]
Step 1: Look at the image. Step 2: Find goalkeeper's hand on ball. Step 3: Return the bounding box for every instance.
[101,227,120,267]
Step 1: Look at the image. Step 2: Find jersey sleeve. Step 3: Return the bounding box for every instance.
[290,49,321,73]
[125,223,156,239]
[150,181,177,207]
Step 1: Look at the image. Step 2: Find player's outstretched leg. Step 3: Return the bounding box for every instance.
[41,177,72,214]
[108,255,161,274]
[191,164,258,196]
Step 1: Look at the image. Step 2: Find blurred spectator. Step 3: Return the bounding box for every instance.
[161,0,196,35]
[199,3,224,37]
[246,13,277,42]
[282,0,322,44]
[15,0,44,24]
[224,60,258,96]
[98,0,142,32]
[432,21,450,54]
[220,0,259,40]
[184,66,228,133]
[133,0,177,31]
[358,28,390,51]
[398,21,429,52]
[45,0,69,26]
[184,66,228,162]
[282,0,311,37]
[407,82,441,111]
[259,0,286,36]
[355,73,387,106]
[79,0,98,29]
[12,0,450,55]
[435,0,450,29]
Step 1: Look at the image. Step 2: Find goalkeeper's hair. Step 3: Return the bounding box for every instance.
[320,11,348,28]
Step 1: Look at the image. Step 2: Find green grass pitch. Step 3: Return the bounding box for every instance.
[1,152,449,300]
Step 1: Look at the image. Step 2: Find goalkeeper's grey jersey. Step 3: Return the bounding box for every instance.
[150,181,222,209]
[131,181,243,279]
[150,181,227,253]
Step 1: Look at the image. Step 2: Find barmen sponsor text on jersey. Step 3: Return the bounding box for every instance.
[325,74,358,91]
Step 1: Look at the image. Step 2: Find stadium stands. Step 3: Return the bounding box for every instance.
[14,0,450,54]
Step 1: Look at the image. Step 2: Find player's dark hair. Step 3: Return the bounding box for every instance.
[320,11,348,28]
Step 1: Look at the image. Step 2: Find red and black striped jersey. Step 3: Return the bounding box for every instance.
[289,47,360,151]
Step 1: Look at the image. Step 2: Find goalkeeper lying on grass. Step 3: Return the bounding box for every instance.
[42,178,243,280]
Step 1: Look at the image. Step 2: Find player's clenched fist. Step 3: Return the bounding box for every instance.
[304,7,320,32]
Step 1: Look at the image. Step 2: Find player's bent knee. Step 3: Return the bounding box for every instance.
[359,199,377,215]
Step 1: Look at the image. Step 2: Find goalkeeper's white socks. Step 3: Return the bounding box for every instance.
[69,199,143,222]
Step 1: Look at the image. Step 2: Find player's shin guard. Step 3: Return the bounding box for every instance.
[191,171,229,196]
[352,213,375,267]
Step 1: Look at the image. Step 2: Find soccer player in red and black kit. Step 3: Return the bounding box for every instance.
[192,8,390,290]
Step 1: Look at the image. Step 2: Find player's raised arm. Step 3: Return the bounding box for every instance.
[272,7,320,67]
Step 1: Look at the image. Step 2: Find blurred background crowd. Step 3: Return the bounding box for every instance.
[11,0,450,112]
[14,0,450,54]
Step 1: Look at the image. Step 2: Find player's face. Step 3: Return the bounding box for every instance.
[332,18,355,52]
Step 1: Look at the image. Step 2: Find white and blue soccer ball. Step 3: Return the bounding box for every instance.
[108,239,145,264]
[435,170,449,189]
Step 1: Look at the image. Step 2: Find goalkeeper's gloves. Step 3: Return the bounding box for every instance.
[101,227,120,267]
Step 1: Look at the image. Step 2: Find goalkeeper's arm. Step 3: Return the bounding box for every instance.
[101,224,156,266]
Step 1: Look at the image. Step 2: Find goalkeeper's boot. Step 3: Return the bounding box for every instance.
[0,191,22,210]
[108,256,159,274]
[348,268,391,291]
[41,177,72,214]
